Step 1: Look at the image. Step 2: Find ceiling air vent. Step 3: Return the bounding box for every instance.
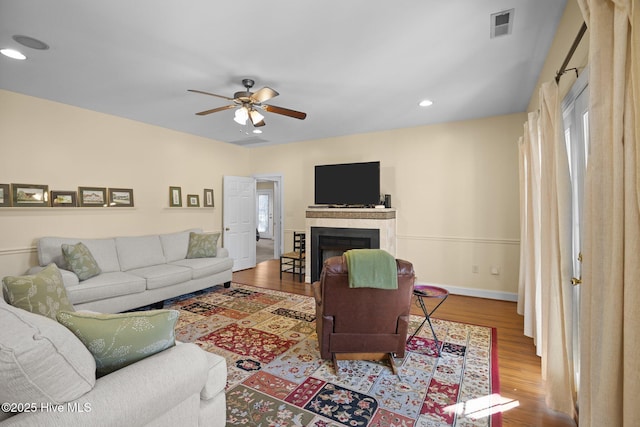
[490,9,514,38]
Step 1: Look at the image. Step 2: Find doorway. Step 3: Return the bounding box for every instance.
[254,174,283,264]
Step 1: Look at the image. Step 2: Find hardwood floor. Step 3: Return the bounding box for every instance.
[233,260,577,427]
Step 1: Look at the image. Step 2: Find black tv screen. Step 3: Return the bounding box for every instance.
[314,161,380,206]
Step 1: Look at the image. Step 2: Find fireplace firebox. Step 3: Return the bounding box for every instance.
[310,227,380,282]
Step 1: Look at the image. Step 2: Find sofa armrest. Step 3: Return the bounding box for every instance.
[1,343,209,427]
[26,265,80,287]
[216,247,229,258]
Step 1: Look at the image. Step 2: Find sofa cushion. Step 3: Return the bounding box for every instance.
[0,301,96,404]
[64,272,146,305]
[37,237,121,273]
[160,228,202,262]
[57,309,179,377]
[127,264,193,290]
[186,232,220,259]
[116,235,166,271]
[62,242,102,281]
[170,257,235,280]
[2,264,75,320]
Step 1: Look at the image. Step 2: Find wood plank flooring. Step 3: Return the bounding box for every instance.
[233,259,577,427]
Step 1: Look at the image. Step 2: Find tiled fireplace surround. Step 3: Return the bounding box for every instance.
[305,208,397,283]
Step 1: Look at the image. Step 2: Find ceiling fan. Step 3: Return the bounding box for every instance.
[188,78,307,127]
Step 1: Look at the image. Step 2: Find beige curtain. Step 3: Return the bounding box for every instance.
[538,82,576,416]
[517,112,542,354]
[576,1,640,426]
[517,83,576,416]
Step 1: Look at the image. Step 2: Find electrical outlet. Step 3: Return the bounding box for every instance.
[490,266,500,275]
[472,265,479,273]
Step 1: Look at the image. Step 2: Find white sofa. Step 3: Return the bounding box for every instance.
[30,228,234,313]
[0,299,227,426]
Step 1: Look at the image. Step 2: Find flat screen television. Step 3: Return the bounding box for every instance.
[314,161,380,206]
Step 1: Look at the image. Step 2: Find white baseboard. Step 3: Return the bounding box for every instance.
[415,280,518,302]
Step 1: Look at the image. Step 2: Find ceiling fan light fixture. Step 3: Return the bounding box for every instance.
[249,109,264,125]
[234,107,249,125]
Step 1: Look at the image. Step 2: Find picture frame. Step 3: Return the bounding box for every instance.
[108,188,134,207]
[11,183,49,207]
[50,190,77,207]
[187,194,200,207]
[78,186,107,207]
[169,186,182,207]
[203,189,214,207]
[0,184,10,207]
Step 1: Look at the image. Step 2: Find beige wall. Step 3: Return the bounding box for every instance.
[250,113,525,299]
[0,90,250,276]
[528,0,588,112]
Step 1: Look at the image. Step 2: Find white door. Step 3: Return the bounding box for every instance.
[223,176,256,271]
[257,189,274,239]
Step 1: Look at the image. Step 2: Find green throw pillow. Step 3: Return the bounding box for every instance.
[56,309,179,377]
[61,242,102,281]
[186,232,219,259]
[2,263,75,320]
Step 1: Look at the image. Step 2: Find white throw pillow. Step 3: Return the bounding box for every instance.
[0,302,96,404]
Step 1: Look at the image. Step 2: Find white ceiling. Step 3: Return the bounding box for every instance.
[0,1,567,147]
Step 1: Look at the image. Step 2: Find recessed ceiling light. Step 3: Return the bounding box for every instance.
[12,35,49,50]
[253,129,263,134]
[0,48,26,60]
[419,99,433,107]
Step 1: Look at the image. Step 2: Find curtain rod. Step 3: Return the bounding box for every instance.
[555,22,588,83]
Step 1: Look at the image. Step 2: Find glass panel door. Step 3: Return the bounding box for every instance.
[257,189,273,239]
[562,69,589,394]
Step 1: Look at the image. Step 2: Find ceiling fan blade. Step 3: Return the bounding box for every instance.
[261,104,307,120]
[195,104,236,116]
[188,89,235,101]
[251,87,279,103]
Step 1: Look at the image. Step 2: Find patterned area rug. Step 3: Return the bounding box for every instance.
[162,283,501,427]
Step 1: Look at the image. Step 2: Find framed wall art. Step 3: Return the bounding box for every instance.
[12,183,49,207]
[169,186,182,207]
[0,184,10,207]
[203,189,214,207]
[78,186,107,207]
[187,194,200,207]
[51,190,77,207]
[108,188,134,207]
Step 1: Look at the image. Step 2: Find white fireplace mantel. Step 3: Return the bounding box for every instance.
[304,207,397,283]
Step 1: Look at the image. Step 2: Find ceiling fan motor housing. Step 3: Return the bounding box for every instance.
[234,79,256,103]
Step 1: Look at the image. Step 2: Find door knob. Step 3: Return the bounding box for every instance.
[571,277,582,286]
[225,227,230,231]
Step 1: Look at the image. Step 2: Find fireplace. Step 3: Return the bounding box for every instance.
[311,227,380,282]
[305,207,396,283]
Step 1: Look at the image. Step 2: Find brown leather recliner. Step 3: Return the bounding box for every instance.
[312,255,415,372]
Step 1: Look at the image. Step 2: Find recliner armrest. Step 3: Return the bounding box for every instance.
[312,281,322,305]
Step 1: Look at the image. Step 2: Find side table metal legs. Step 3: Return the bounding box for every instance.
[407,285,449,357]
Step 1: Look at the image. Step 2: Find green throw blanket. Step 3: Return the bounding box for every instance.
[344,249,398,289]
